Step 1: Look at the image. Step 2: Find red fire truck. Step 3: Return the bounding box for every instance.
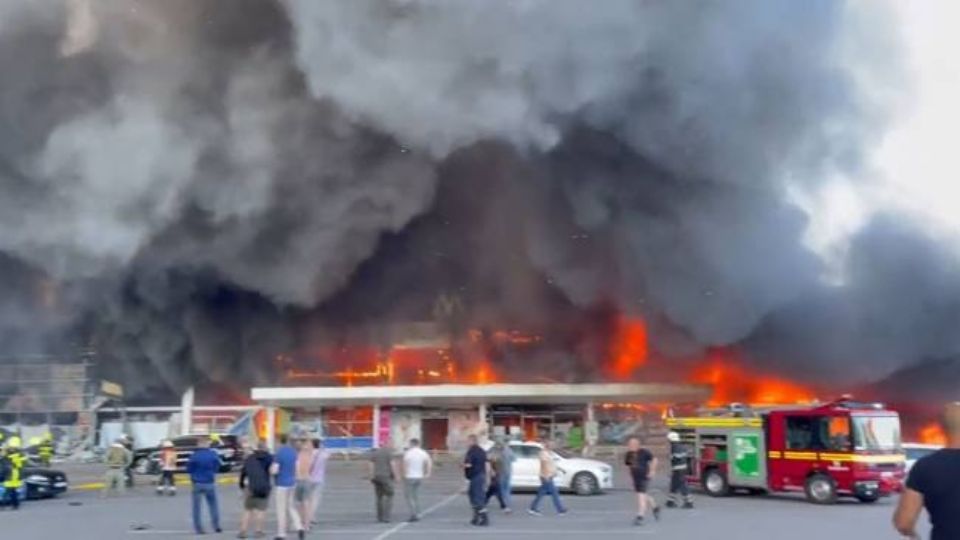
[665,397,905,504]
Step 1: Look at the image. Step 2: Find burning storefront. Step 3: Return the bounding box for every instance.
[251,382,709,452]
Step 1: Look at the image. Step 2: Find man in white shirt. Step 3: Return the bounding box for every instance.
[402,438,433,522]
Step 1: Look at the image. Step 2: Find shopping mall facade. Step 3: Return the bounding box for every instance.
[250,382,710,452]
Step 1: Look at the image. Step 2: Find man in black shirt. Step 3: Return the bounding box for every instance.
[463,434,490,526]
[624,436,660,526]
[895,403,960,540]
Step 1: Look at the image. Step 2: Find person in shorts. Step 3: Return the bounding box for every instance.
[238,441,273,539]
[294,435,317,530]
[624,436,660,526]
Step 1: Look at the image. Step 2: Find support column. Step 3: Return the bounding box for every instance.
[478,402,488,445]
[372,404,381,449]
[584,402,597,457]
[180,387,195,436]
[265,406,277,452]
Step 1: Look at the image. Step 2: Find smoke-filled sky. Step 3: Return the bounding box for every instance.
[0,0,956,398]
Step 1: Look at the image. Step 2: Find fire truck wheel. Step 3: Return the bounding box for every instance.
[702,468,729,497]
[804,474,838,505]
[572,472,599,496]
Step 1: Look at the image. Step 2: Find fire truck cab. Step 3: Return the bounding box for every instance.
[665,397,905,504]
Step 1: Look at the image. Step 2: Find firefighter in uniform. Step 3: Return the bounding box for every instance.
[2,436,26,510]
[38,432,54,467]
[665,431,694,509]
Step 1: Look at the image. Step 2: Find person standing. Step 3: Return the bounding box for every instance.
[368,444,398,523]
[187,438,222,535]
[102,438,132,498]
[156,440,178,496]
[121,434,136,489]
[305,438,330,529]
[402,438,432,522]
[624,436,660,526]
[528,440,567,517]
[665,432,693,509]
[499,440,515,513]
[1,437,25,510]
[38,432,54,467]
[895,402,960,540]
[238,441,273,539]
[463,434,490,526]
[272,434,305,540]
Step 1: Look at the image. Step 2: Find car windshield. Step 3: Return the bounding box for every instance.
[852,416,902,451]
[552,448,575,459]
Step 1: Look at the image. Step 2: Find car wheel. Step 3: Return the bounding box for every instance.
[572,472,599,496]
[702,468,729,497]
[804,474,838,505]
[134,458,151,475]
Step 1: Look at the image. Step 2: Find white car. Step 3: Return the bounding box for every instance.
[507,441,613,496]
[904,443,942,473]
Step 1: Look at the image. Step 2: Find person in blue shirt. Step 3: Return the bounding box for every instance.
[271,434,305,540]
[187,437,222,535]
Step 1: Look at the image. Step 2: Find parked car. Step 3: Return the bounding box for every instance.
[132,434,241,475]
[23,466,69,499]
[904,442,942,473]
[507,441,613,496]
[0,466,68,503]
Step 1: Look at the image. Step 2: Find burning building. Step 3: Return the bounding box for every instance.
[0,0,954,445]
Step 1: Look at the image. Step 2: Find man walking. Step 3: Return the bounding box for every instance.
[625,436,660,526]
[499,440,516,513]
[463,434,490,526]
[528,440,567,517]
[102,437,131,498]
[187,438,222,535]
[402,438,432,522]
[238,441,273,539]
[271,434,305,540]
[156,439,177,496]
[665,431,693,509]
[895,402,960,540]
[368,444,398,523]
[294,435,316,531]
[305,438,330,529]
[484,441,506,511]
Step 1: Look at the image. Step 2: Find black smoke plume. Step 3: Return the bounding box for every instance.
[4,0,951,399]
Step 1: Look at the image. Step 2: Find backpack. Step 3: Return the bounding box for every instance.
[244,455,271,498]
[106,445,128,467]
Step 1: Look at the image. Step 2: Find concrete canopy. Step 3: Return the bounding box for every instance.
[251,382,711,408]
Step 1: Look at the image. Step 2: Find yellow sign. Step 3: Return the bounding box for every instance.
[100,380,124,398]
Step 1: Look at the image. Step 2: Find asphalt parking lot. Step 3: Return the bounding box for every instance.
[1,459,929,540]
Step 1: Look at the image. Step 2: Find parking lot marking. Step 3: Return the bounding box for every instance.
[371,490,463,540]
[389,529,656,536]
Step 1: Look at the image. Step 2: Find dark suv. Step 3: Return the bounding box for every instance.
[132,434,242,475]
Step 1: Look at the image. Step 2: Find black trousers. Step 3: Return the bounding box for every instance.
[668,470,691,503]
[3,486,20,510]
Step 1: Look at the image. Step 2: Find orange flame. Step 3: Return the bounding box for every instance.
[693,352,817,406]
[609,317,648,380]
[918,422,947,445]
